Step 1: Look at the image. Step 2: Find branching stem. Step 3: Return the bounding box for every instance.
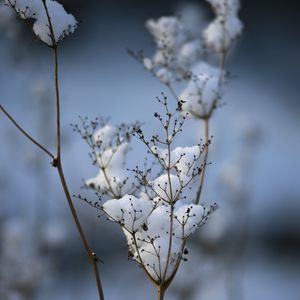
[0,104,55,160]
[1,2,106,299]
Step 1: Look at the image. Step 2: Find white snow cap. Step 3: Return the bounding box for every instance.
[102,195,209,282]
[151,145,201,178]
[93,125,118,149]
[145,16,202,80]
[203,0,243,52]
[5,0,77,46]
[85,123,137,198]
[86,141,137,197]
[178,62,221,119]
[148,145,203,204]
[102,195,154,233]
[146,16,186,50]
[138,202,208,281]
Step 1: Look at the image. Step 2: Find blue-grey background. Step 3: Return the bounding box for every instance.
[0,1,299,299]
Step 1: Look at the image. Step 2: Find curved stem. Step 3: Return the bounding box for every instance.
[1,104,55,160]
[56,159,105,300]
[195,118,209,205]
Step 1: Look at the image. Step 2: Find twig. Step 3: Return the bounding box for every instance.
[195,118,209,205]
[0,104,55,160]
[42,1,106,298]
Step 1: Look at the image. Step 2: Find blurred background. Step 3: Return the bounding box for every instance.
[0,0,300,299]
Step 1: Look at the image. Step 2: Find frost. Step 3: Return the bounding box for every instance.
[5,0,77,46]
[203,0,243,52]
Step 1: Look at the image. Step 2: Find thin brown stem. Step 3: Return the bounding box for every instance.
[43,2,105,299]
[195,50,226,205]
[0,104,55,160]
[195,118,209,205]
[54,46,61,157]
[56,160,105,300]
[51,40,105,300]
[157,285,165,300]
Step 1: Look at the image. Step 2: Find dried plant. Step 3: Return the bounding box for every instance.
[77,95,217,299]
[1,0,244,300]
[0,1,104,299]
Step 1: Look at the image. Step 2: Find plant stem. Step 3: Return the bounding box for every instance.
[2,2,106,298]
[56,159,105,300]
[195,118,209,205]
[195,50,226,205]
[41,0,106,297]
[157,285,165,300]
[0,104,55,160]
[51,44,105,300]
[218,50,227,87]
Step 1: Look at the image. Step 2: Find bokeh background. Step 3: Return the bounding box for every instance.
[0,1,300,299]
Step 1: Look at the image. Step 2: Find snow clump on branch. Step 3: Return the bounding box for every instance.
[5,0,77,46]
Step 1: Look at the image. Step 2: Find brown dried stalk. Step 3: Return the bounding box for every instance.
[1,2,105,299]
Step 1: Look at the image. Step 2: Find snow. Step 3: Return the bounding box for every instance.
[155,67,173,85]
[144,16,202,81]
[180,72,220,119]
[5,0,77,46]
[86,124,137,198]
[146,16,186,51]
[102,195,154,233]
[174,203,206,238]
[203,0,243,52]
[103,199,209,281]
[151,145,201,178]
[152,174,183,202]
[93,125,118,149]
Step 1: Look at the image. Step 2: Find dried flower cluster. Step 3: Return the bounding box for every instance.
[78,97,217,290]
[132,0,243,120]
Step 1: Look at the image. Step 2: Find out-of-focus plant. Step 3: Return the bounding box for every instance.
[131,0,243,208]
[0,218,49,300]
